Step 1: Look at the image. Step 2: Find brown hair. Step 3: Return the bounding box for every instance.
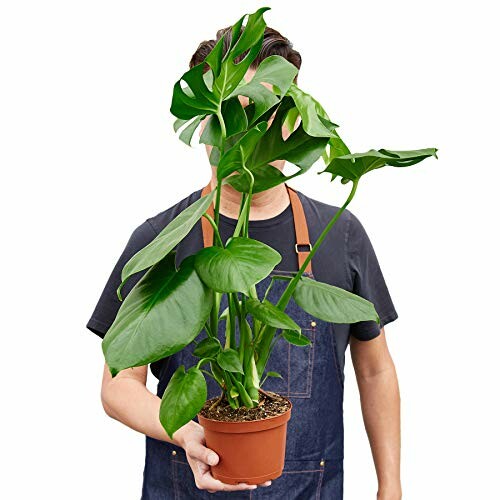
[189,26,301,83]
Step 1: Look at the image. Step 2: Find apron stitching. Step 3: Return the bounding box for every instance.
[329,324,344,391]
[283,469,322,473]
[315,466,325,499]
[172,456,179,500]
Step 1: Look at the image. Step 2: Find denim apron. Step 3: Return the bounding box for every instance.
[142,185,344,499]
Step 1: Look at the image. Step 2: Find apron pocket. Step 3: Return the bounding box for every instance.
[262,318,317,399]
[253,459,325,499]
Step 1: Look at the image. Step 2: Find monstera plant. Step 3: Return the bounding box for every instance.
[101,5,437,484]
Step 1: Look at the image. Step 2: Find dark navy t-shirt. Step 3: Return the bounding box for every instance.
[86,185,398,378]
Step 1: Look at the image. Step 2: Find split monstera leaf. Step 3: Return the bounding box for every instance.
[101,5,438,439]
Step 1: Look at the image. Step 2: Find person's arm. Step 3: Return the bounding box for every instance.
[350,329,402,500]
[100,362,269,493]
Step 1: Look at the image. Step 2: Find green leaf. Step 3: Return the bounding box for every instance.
[194,237,281,293]
[228,55,298,124]
[179,115,204,146]
[159,366,207,439]
[118,190,215,298]
[286,83,338,137]
[266,371,282,378]
[234,380,254,407]
[225,164,289,193]
[102,254,213,376]
[247,96,331,173]
[246,297,301,332]
[292,276,380,324]
[217,121,268,181]
[222,96,249,138]
[320,148,438,183]
[282,329,311,346]
[170,7,270,121]
[193,337,221,358]
[217,348,244,374]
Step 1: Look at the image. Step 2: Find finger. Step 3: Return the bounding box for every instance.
[257,480,272,487]
[196,468,257,492]
[185,440,219,466]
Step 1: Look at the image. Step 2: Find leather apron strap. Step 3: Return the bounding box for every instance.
[200,183,312,274]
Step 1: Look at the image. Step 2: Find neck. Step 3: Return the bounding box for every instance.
[209,168,290,221]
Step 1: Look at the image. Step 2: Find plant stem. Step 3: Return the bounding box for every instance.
[213,108,227,230]
[202,213,224,247]
[255,180,359,376]
[276,179,359,310]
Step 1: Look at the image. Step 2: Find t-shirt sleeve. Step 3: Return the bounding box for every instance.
[346,210,399,341]
[86,220,158,339]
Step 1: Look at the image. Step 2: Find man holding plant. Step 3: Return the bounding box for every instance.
[88,9,435,499]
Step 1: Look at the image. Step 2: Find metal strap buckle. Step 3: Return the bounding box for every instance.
[295,243,312,253]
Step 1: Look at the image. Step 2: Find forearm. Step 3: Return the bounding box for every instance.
[101,366,197,448]
[356,363,401,498]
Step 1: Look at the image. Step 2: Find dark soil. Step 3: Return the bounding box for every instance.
[199,390,291,422]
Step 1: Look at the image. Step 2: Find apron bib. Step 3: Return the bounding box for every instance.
[142,184,345,499]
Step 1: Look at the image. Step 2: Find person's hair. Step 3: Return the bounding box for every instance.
[189,26,301,84]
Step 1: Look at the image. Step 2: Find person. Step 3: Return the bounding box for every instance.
[87,26,402,500]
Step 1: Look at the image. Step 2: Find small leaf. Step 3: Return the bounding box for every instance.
[266,371,283,378]
[217,348,244,374]
[246,297,301,332]
[282,329,311,346]
[293,277,380,324]
[193,337,221,358]
[159,366,207,439]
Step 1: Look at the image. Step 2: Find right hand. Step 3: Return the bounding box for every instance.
[176,422,272,493]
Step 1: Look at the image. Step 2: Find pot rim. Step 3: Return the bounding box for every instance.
[197,396,293,433]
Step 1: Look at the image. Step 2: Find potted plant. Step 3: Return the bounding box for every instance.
[102,6,437,485]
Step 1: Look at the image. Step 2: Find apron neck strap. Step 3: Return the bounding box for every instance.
[200,182,312,274]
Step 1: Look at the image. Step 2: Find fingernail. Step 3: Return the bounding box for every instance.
[264,481,272,486]
[208,453,218,465]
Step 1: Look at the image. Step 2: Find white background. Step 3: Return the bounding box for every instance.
[1,0,499,498]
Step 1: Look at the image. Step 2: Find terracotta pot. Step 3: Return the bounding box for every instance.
[197,399,293,485]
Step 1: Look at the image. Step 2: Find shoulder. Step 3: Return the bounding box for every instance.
[142,187,204,235]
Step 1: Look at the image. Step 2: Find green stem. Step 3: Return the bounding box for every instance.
[255,180,359,376]
[202,213,224,247]
[276,179,359,310]
[213,108,227,230]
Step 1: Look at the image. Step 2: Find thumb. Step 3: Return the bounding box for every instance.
[185,440,219,466]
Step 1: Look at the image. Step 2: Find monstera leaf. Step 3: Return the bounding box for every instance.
[217,121,269,180]
[321,148,438,183]
[170,6,295,150]
[228,54,298,125]
[223,96,337,192]
[102,254,212,376]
